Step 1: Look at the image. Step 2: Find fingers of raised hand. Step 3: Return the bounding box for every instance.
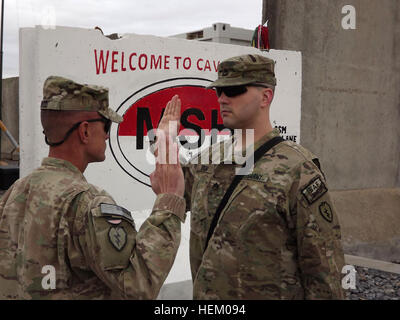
[171,95,181,119]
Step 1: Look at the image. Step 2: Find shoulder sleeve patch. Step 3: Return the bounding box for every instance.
[108,226,127,251]
[100,203,133,223]
[319,201,333,223]
[301,176,328,205]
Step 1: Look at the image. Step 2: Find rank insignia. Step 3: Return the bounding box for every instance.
[108,226,127,251]
[319,201,333,223]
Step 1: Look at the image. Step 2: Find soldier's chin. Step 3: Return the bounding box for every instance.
[222,117,232,127]
[95,154,106,163]
[222,119,236,130]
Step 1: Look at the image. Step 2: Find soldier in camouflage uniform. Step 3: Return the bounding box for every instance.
[156,54,345,299]
[0,76,185,299]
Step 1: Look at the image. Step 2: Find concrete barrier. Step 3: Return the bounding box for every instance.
[265,0,400,191]
[332,188,400,263]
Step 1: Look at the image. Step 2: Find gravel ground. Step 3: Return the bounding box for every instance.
[345,265,400,300]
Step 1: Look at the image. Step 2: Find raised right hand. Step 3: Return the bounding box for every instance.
[157,94,181,141]
[149,131,184,197]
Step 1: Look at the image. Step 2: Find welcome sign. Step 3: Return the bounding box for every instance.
[19,26,302,288]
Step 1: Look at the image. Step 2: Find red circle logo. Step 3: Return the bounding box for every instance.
[109,78,225,187]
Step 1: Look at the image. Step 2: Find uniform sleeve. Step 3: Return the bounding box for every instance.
[293,160,345,300]
[73,191,186,299]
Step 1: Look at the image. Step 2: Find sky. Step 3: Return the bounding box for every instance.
[2,0,263,78]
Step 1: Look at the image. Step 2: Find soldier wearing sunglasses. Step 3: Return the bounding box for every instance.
[0,76,185,299]
[157,54,345,299]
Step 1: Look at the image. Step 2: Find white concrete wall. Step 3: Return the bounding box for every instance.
[19,26,302,298]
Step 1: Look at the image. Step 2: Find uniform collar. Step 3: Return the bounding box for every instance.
[252,128,281,151]
[41,157,86,179]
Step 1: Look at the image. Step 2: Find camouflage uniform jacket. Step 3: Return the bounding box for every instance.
[0,157,185,299]
[184,129,345,299]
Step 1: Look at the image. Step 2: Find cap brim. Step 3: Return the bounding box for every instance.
[98,108,123,123]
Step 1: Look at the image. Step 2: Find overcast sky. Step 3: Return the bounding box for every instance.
[2,0,263,78]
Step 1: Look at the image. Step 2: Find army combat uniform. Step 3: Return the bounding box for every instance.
[183,53,345,300]
[0,76,186,299]
[0,158,185,299]
[184,129,345,299]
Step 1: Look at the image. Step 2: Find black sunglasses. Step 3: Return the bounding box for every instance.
[215,84,270,98]
[87,117,112,134]
[44,117,112,147]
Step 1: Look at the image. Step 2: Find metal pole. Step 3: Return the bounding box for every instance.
[262,0,267,25]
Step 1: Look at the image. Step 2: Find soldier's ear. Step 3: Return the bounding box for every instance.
[260,88,274,109]
[77,122,90,144]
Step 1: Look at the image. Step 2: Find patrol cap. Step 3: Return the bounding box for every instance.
[208,54,276,88]
[40,76,123,123]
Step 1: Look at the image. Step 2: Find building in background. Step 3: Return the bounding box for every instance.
[171,22,253,46]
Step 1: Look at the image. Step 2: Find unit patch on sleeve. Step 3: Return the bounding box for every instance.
[301,176,328,205]
[319,201,333,223]
[108,226,127,251]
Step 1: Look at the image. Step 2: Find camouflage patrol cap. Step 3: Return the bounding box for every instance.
[40,76,123,123]
[208,54,276,88]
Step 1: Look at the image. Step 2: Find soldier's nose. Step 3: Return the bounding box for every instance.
[218,92,230,104]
